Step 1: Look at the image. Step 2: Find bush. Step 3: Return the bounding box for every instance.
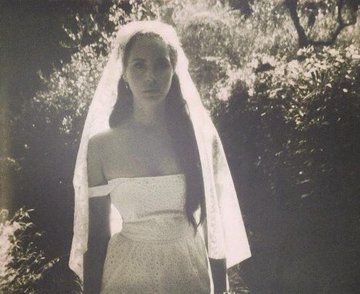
[211,25,360,294]
[12,0,360,292]
[224,44,360,202]
[0,208,58,293]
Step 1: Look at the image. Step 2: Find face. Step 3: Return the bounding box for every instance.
[123,34,174,104]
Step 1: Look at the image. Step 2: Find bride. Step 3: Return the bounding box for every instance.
[69,20,251,294]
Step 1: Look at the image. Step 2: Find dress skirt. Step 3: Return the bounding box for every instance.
[100,215,211,294]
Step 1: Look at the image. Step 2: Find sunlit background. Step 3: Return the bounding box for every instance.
[1,0,360,292]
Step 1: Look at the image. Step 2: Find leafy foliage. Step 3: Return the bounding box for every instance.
[214,40,360,203]
[12,0,360,292]
[0,208,58,293]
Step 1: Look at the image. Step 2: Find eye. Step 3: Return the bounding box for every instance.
[156,59,171,70]
[133,61,146,70]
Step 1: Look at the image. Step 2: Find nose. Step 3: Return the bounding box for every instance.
[145,68,156,84]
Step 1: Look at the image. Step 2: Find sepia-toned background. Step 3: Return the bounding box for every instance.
[1,0,360,293]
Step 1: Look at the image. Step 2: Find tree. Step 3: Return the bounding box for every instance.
[285,0,359,47]
[11,0,360,292]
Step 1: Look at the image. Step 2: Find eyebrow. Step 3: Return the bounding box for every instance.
[130,57,171,64]
[157,56,171,61]
[131,58,145,62]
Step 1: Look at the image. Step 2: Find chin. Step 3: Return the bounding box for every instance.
[143,92,166,100]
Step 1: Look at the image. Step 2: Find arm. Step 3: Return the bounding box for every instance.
[84,137,111,294]
[209,258,226,294]
[84,198,110,294]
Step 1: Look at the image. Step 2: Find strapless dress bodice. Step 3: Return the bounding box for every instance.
[108,173,186,222]
[108,173,194,241]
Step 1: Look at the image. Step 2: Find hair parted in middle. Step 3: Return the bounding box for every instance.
[109,31,206,229]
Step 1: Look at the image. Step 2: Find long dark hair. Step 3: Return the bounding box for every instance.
[109,32,206,229]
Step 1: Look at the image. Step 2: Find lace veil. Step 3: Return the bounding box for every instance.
[69,20,251,282]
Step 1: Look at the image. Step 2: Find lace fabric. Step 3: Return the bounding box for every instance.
[69,20,251,285]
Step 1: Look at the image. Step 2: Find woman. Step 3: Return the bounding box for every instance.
[69,21,251,294]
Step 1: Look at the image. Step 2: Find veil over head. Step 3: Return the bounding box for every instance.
[69,20,251,283]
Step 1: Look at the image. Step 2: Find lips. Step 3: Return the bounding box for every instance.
[143,88,160,93]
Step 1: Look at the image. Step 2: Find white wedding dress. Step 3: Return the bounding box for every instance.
[89,173,211,294]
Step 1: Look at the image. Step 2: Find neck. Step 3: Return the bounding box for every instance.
[131,100,167,129]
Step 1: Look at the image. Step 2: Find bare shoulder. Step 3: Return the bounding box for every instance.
[89,126,132,151]
[89,130,113,147]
